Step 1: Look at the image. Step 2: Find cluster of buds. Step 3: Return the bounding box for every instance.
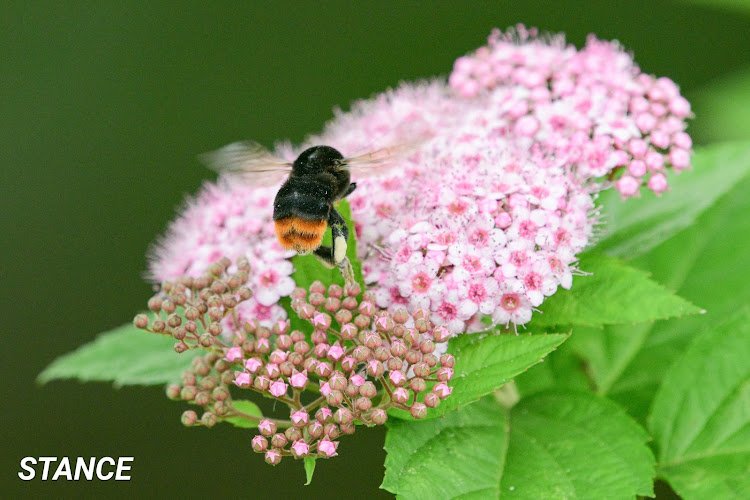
[135,257,455,465]
[234,280,455,464]
[133,256,253,353]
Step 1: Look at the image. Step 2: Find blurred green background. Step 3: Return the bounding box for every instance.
[2,1,749,497]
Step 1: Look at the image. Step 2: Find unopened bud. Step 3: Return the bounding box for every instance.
[424,392,440,408]
[371,408,388,425]
[147,296,163,312]
[341,296,358,310]
[359,381,377,398]
[133,314,149,329]
[309,292,325,307]
[166,384,181,399]
[201,412,217,428]
[335,309,353,324]
[271,433,287,448]
[181,410,198,426]
[194,391,210,406]
[307,421,324,439]
[251,435,268,452]
[180,386,197,401]
[152,319,166,332]
[264,449,282,466]
[409,377,427,393]
[410,402,427,419]
[284,427,302,442]
[355,397,372,411]
[440,353,455,368]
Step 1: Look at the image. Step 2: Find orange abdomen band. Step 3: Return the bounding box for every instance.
[274,217,327,254]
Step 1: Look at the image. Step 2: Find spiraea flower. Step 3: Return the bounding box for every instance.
[148,25,692,336]
[137,257,454,463]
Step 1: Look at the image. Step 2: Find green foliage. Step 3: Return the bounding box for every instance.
[383,392,655,499]
[37,320,200,386]
[650,308,750,499]
[533,254,700,327]
[594,142,750,259]
[224,400,263,429]
[690,67,750,144]
[304,457,317,486]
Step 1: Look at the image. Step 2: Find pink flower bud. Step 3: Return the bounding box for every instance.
[340,356,357,372]
[271,433,287,448]
[366,360,384,377]
[312,312,332,329]
[436,366,454,381]
[291,440,309,458]
[251,435,268,452]
[317,438,339,458]
[265,363,280,379]
[434,383,453,399]
[291,410,309,427]
[393,387,409,404]
[290,370,308,389]
[234,372,251,388]
[340,323,358,340]
[269,349,287,365]
[410,402,428,419]
[327,343,345,362]
[307,420,324,439]
[319,381,332,397]
[258,419,276,436]
[334,408,353,425]
[371,408,388,425]
[268,380,287,398]
[264,449,281,466]
[316,407,333,423]
[225,347,243,363]
[388,370,407,387]
[440,353,455,368]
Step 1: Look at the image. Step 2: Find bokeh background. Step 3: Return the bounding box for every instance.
[3,1,749,497]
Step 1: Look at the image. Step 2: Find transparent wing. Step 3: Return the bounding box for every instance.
[199,140,292,186]
[341,141,423,176]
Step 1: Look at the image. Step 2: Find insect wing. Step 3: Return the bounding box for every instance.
[200,140,292,186]
[342,141,423,176]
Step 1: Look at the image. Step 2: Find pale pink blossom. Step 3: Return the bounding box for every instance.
[317,438,339,458]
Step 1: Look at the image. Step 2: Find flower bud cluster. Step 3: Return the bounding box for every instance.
[134,256,253,353]
[138,257,454,465]
[232,280,454,464]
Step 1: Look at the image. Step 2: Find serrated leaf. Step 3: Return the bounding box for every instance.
[38,322,200,386]
[533,254,700,328]
[304,457,316,485]
[383,391,655,499]
[390,332,568,420]
[574,143,750,422]
[224,400,263,429]
[595,142,750,259]
[649,308,750,499]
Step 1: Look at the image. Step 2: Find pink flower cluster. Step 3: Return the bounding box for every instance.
[148,26,692,334]
[449,25,692,198]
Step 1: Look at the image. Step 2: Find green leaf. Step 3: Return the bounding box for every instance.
[532,254,700,328]
[594,142,750,259]
[304,457,316,486]
[390,332,568,420]
[383,391,655,499]
[38,321,200,386]
[649,308,750,499]
[224,400,263,429]
[690,67,750,144]
[574,142,750,422]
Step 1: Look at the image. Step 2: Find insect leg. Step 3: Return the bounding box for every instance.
[328,209,349,265]
[313,246,336,269]
[342,182,357,198]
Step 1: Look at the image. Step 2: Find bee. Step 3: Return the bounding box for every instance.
[201,140,412,284]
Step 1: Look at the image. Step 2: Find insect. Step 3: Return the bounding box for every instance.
[201,140,413,285]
